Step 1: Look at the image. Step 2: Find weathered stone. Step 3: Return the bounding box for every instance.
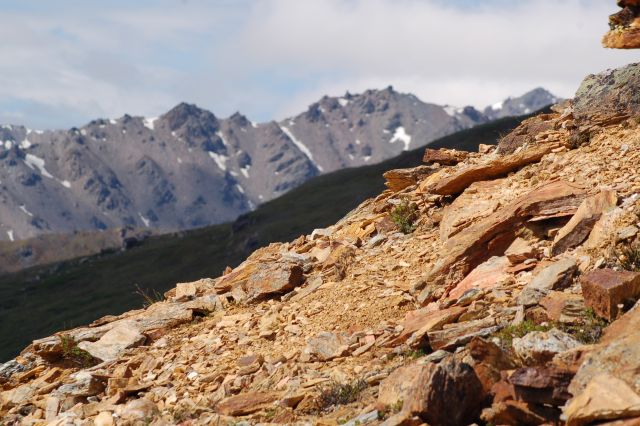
[216,392,279,416]
[383,165,437,192]
[508,367,573,406]
[497,113,557,154]
[505,237,537,264]
[51,371,104,398]
[517,258,578,306]
[427,317,499,351]
[565,374,640,426]
[403,357,486,426]
[423,148,469,165]
[94,411,115,426]
[78,324,146,362]
[389,306,465,347]
[540,291,585,322]
[448,256,511,301]
[432,142,558,196]
[552,190,618,255]
[482,400,561,426]
[573,63,640,127]
[513,328,582,365]
[214,257,304,301]
[581,268,640,321]
[440,180,502,241]
[118,398,159,421]
[174,281,197,301]
[428,181,585,290]
[603,27,640,49]
[377,362,434,409]
[300,332,350,361]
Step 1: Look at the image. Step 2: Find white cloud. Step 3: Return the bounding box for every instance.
[0,0,636,128]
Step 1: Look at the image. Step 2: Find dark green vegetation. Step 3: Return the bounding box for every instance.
[0,113,531,361]
[316,380,368,412]
[390,199,419,234]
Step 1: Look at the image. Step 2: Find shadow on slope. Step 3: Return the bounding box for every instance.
[0,113,532,361]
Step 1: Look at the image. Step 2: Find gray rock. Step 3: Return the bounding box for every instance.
[513,328,582,365]
[517,258,577,306]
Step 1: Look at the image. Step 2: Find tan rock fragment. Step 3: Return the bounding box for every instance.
[422,148,469,165]
[448,256,511,301]
[216,391,279,416]
[565,374,640,426]
[505,237,537,264]
[77,324,145,362]
[383,165,436,192]
[388,306,466,347]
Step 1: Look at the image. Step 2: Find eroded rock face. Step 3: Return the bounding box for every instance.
[574,63,640,128]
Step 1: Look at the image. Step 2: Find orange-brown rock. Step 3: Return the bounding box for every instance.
[422,148,469,165]
[509,367,573,406]
[383,165,437,192]
[431,142,558,196]
[448,256,511,301]
[551,190,618,255]
[581,269,640,320]
[214,255,304,302]
[389,306,466,347]
[216,391,279,416]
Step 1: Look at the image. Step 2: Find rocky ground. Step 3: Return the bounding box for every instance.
[3,64,640,426]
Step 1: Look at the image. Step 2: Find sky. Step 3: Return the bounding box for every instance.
[0,0,637,129]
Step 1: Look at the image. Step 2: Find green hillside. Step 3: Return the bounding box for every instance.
[0,113,530,361]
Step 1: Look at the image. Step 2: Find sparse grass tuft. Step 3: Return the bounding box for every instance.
[390,199,418,234]
[494,320,551,347]
[317,380,368,412]
[134,283,164,308]
[613,242,640,272]
[59,334,97,368]
[557,308,609,344]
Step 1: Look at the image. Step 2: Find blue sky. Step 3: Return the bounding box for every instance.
[0,0,636,129]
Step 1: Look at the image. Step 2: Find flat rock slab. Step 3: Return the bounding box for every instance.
[390,306,466,347]
[423,148,469,165]
[301,332,351,362]
[383,165,437,192]
[432,142,558,196]
[564,374,640,426]
[581,268,640,321]
[78,324,145,362]
[448,256,511,301]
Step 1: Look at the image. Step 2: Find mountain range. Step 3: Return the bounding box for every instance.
[0,87,558,241]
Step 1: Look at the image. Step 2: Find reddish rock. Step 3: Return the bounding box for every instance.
[216,392,279,416]
[540,291,585,322]
[422,148,469,165]
[377,362,434,409]
[581,268,640,320]
[432,142,558,196]
[448,256,511,301]
[482,400,561,426]
[551,190,617,255]
[508,367,573,406]
[427,317,500,351]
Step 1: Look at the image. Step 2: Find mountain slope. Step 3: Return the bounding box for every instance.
[3,61,640,425]
[0,88,556,242]
[0,113,532,361]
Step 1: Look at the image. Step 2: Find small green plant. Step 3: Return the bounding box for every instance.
[613,242,640,272]
[390,199,418,234]
[134,283,164,308]
[317,380,368,412]
[403,348,426,359]
[378,400,404,421]
[558,308,609,344]
[494,320,551,347]
[59,334,96,367]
